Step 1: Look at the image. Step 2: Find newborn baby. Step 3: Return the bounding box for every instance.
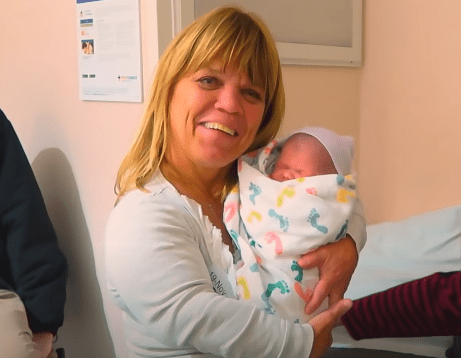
[269,132,338,181]
[224,127,357,323]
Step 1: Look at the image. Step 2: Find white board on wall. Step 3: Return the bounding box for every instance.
[76,0,143,102]
[158,0,362,67]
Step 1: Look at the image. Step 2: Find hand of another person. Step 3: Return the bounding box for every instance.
[308,299,353,358]
[298,235,358,315]
[32,332,53,358]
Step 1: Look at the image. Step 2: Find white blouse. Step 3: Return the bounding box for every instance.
[105,171,365,357]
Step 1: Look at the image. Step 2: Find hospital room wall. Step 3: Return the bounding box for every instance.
[357,0,461,224]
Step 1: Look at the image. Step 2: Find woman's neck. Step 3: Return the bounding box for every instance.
[160,160,235,249]
[160,160,228,204]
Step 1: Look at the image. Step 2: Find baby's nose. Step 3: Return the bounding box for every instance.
[282,170,296,181]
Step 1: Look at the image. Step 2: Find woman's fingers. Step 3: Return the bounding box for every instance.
[328,289,344,307]
[298,246,325,269]
[308,299,353,358]
[304,278,328,315]
[311,299,353,327]
[299,236,358,314]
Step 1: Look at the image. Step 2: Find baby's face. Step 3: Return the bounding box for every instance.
[269,135,337,182]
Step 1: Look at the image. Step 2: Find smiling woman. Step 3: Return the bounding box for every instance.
[165,63,266,183]
[115,6,284,201]
[105,6,362,358]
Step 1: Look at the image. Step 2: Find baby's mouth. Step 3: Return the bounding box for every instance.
[202,122,237,137]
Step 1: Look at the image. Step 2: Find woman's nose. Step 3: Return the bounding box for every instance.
[215,86,243,115]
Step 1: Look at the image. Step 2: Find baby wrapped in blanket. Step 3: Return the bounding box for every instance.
[224,127,357,323]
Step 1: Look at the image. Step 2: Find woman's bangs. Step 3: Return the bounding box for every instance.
[185,12,270,93]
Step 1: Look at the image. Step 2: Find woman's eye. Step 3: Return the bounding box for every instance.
[242,89,263,102]
[197,76,220,88]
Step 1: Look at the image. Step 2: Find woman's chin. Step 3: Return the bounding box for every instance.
[198,153,238,171]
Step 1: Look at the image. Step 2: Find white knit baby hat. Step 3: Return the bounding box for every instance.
[294,127,355,176]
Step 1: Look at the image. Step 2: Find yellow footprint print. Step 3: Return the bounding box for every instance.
[277,187,296,207]
[237,276,251,299]
[337,188,356,203]
[247,211,262,223]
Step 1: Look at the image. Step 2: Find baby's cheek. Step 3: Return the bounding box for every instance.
[269,170,279,180]
[270,170,287,182]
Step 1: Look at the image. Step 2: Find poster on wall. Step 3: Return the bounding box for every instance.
[76,0,142,102]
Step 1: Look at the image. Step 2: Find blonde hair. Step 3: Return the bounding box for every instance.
[115,6,285,199]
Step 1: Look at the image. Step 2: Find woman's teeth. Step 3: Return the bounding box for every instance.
[203,122,236,136]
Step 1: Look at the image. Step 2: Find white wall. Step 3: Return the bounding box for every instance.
[358,0,461,224]
[1,0,160,356]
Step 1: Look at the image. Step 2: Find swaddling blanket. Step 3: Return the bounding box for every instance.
[224,139,357,323]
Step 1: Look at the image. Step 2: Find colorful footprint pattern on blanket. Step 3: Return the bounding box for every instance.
[230,172,356,319]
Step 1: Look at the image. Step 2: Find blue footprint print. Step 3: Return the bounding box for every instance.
[336,175,345,185]
[307,208,328,234]
[265,280,290,298]
[249,182,261,204]
[268,209,289,232]
[229,229,241,252]
[291,260,303,282]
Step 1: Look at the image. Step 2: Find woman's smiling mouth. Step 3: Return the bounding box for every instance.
[202,122,237,136]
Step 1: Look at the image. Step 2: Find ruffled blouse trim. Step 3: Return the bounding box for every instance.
[146,171,235,272]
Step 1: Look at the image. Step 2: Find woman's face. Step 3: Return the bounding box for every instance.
[166,61,266,173]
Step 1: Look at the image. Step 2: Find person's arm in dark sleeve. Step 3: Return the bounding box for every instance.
[0,109,68,335]
[341,271,461,339]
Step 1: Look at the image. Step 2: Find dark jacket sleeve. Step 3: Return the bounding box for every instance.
[341,271,461,339]
[0,109,68,335]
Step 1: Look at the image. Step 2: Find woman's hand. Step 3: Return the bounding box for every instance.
[32,332,53,358]
[308,299,353,358]
[298,235,358,315]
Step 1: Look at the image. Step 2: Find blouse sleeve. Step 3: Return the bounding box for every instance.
[105,191,314,357]
[346,196,367,252]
